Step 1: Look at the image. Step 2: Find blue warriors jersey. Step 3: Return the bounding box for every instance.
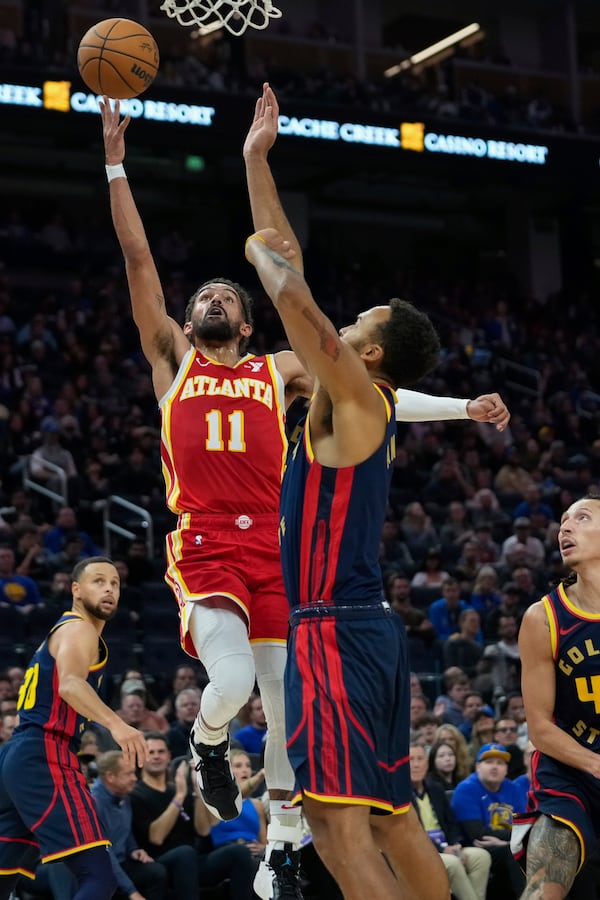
[543,583,600,753]
[15,612,107,753]
[279,383,397,610]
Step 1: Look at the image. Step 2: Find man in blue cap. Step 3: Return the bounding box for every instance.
[452,743,526,898]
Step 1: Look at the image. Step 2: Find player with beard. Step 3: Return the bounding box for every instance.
[0,556,147,900]
[99,92,509,900]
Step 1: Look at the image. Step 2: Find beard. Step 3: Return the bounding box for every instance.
[193,317,238,343]
[81,595,118,622]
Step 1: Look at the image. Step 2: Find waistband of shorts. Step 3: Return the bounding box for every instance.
[290,601,393,624]
[177,511,279,531]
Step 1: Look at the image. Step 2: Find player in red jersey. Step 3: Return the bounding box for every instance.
[100,88,509,900]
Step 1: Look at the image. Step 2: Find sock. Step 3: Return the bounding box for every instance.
[192,712,228,747]
[267,800,302,855]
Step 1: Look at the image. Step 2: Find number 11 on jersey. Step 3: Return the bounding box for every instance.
[205,409,246,452]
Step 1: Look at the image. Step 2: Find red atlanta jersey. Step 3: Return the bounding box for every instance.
[160,348,287,515]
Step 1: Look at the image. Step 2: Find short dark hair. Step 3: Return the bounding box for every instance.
[185,278,254,354]
[375,299,440,388]
[143,730,169,748]
[71,556,114,583]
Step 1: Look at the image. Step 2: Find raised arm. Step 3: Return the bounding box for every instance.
[243,83,304,275]
[100,97,190,399]
[245,228,389,468]
[245,230,375,409]
[519,601,600,777]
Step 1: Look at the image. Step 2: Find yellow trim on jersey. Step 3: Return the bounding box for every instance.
[42,840,111,864]
[0,867,36,879]
[542,596,558,660]
[302,381,397,465]
[160,347,197,514]
[250,636,287,646]
[297,788,411,814]
[373,382,397,420]
[165,526,186,597]
[48,613,107,672]
[265,353,288,483]
[49,611,84,635]
[304,413,315,463]
[165,523,251,633]
[89,635,108,672]
[558,582,600,620]
[551,815,585,871]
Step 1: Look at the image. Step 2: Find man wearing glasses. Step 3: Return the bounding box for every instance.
[494,718,525,780]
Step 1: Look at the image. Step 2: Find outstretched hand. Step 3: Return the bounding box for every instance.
[245,227,296,265]
[466,392,510,431]
[243,82,279,160]
[110,719,149,769]
[99,96,131,166]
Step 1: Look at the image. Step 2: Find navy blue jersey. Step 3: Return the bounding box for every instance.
[15,611,108,753]
[543,583,600,753]
[280,383,397,610]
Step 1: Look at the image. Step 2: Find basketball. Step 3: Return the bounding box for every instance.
[77,18,159,100]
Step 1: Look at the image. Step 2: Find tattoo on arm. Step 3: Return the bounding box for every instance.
[261,246,340,361]
[521,816,579,899]
[264,247,296,273]
[301,308,340,361]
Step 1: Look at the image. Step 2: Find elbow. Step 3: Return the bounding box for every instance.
[123,239,153,266]
[58,674,76,704]
[273,274,310,311]
[148,829,164,847]
[526,720,551,753]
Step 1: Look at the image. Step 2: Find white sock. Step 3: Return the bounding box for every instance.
[267,800,302,854]
[192,712,228,747]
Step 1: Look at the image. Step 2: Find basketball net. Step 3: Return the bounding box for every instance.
[160,0,282,36]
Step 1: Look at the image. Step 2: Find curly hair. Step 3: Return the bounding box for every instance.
[374,298,440,388]
[185,277,255,354]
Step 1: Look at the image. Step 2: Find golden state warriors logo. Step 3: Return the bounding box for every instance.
[488,803,514,830]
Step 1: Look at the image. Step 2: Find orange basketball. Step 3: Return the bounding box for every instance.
[77,18,159,100]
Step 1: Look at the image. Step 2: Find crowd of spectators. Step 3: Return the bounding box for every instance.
[0,664,333,900]
[0,38,599,890]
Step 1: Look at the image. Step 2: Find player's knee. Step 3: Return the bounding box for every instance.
[209,654,256,715]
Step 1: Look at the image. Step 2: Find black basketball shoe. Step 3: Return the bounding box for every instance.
[254,842,304,899]
[189,733,242,821]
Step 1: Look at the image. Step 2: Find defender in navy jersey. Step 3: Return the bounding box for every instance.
[246,227,450,900]
[517,495,600,899]
[0,557,147,900]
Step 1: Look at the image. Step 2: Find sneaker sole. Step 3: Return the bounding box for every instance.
[253,860,274,900]
[200,788,243,822]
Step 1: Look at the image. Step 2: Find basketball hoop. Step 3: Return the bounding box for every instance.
[160,0,282,36]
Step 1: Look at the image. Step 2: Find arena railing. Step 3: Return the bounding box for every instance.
[22,456,68,507]
[497,358,542,399]
[101,495,154,560]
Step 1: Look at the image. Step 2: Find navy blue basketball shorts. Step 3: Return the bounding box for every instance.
[0,730,109,877]
[285,604,411,813]
[512,750,600,873]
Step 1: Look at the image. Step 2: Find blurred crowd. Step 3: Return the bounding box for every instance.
[0,4,588,135]
[0,105,600,896]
